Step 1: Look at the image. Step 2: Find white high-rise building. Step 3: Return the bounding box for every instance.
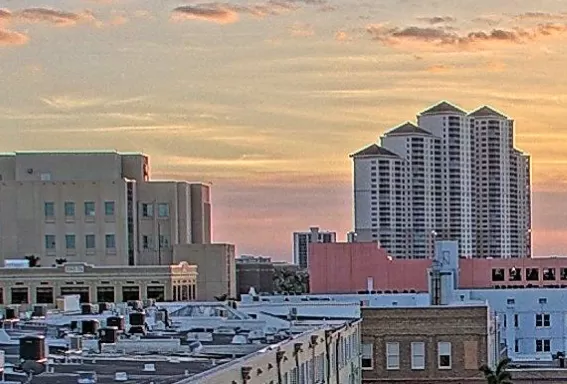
[351,101,531,259]
[293,227,336,268]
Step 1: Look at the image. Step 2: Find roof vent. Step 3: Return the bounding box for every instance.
[114,372,128,381]
[232,335,248,344]
[143,364,156,372]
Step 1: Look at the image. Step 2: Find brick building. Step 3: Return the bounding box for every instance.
[361,304,499,384]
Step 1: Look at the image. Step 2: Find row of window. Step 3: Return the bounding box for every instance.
[361,341,452,370]
[45,234,116,250]
[0,283,197,305]
[44,234,172,251]
[44,201,170,219]
[502,313,551,328]
[492,267,567,282]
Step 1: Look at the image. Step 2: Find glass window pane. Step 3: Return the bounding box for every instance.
[85,235,95,249]
[84,202,96,216]
[158,203,169,217]
[65,234,76,249]
[44,202,54,217]
[64,202,75,216]
[105,234,116,249]
[104,201,115,216]
[45,235,56,249]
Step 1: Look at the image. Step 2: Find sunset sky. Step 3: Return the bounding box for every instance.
[1,0,567,259]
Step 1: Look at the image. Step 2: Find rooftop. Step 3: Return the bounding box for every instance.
[419,101,466,116]
[384,121,433,136]
[349,143,399,158]
[467,105,509,119]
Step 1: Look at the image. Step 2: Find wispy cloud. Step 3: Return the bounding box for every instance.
[0,28,28,46]
[39,95,149,110]
[171,0,325,24]
[514,12,567,21]
[367,22,567,51]
[416,16,456,25]
[289,22,314,37]
[10,8,98,27]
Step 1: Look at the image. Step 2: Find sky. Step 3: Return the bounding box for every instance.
[1,0,567,260]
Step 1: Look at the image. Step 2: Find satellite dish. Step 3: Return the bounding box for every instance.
[21,360,46,375]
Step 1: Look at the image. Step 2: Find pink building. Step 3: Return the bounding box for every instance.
[309,242,567,294]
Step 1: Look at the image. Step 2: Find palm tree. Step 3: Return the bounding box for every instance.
[479,357,513,384]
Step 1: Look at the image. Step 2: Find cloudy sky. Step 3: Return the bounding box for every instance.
[1,0,567,259]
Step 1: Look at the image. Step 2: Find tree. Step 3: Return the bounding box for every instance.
[55,258,67,265]
[273,267,309,294]
[479,357,513,384]
[24,255,40,267]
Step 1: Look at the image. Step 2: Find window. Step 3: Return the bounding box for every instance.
[105,234,116,249]
[45,235,56,249]
[158,203,170,218]
[142,203,153,217]
[509,268,522,281]
[438,342,452,369]
[411,342,425,370]
[526,268,539,281]
[65,234,76,250]
[536,339,551,353]
[536,314,550,327]
[159,235,170,248]
[11,287,28,304]
[560,268,567,280]
[84,201,96,216]
[502,314,507,328]
[64,202,75,217]
[85,234,96,249]
[40,172,51,181]
[507,298,515,305]
[142,235,152,250]
[491,268,505,281]
[44,202,55,218]
[36,287,53,304]
[514,339,519,353]
[104,201,115,216]
[514,314,519,328]
[386,342,399,370]
[543,268,556,281]
[361,343,373,369]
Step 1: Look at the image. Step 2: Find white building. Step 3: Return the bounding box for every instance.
[351,101,531,259]
[0,151,212,267]
[293,227,336,268]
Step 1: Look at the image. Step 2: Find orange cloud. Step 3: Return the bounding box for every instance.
[367,22,567,51]
[13,8,97,27]
[335,30,348,41]
[171,0,328,24]
[416,16,456,25]
[0,28,28,46]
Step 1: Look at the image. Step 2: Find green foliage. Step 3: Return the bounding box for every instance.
[479,358,513,384]
[273,267,309,294]
[24,254,40,267]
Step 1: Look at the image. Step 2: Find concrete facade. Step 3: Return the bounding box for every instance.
[185,320,362,384]
[0,261,197,306]
[351,101,531,259]
[173,243,236,301]
[0,151,211,267]
[361,305,496,384]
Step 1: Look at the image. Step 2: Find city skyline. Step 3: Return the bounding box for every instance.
[2,0,567,259]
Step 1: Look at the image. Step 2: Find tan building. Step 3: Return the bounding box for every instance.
[361,304,499,384]
[174,243,236,301]
[0,261,197,307]
[185,320,362,384]
[0,151,211,267]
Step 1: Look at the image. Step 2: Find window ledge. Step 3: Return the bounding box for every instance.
[45,217,55,223]
[86,250,96,255]
[106,249,117,255]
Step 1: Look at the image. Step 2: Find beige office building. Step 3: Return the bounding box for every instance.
[0,151,211,267]
[0,261,198,306]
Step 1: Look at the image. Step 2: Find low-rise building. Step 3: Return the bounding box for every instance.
[361,305,497,384]
[0,261,197,306]
[235,256,302,297]
[184,320,362,384]
[173,243,236,301]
